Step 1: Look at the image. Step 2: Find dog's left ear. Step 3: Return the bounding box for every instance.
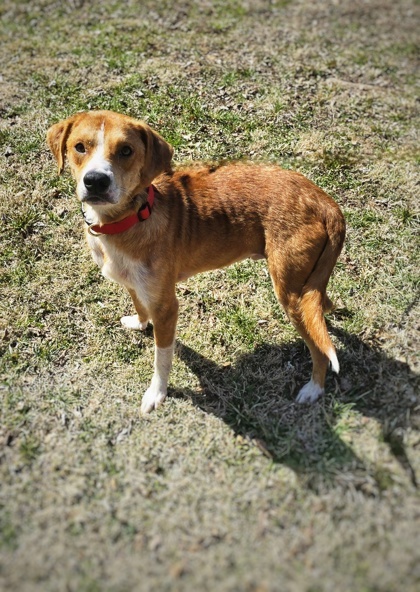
[136,122,174,187]
[46,114,79,174]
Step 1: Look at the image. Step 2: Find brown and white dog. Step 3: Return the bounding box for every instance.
[47,110,345,414]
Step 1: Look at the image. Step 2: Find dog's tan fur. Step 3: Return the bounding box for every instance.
[47,110,345,413]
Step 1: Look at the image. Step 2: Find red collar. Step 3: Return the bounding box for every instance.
[87,185,155,236]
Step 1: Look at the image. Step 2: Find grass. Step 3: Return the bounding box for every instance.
[0,0,419,590]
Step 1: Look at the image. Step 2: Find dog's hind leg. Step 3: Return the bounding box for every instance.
[268,251,338,403]
[268,207,344,403]
[270,278,331,403]
[293,289,336,403]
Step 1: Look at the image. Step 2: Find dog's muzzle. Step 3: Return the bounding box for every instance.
[84,170,111,192]
[82,171,114,203]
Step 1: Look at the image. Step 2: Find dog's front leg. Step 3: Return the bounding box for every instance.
[141,297,179,415]
[121,288,150,331]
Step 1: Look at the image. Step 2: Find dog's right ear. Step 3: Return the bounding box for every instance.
[46,115,78,174]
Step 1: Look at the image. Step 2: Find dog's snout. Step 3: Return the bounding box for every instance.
[84,171,111,193]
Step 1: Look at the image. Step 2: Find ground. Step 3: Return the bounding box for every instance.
[0,1,419,591]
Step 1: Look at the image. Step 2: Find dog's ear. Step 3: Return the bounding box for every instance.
[136,122,174,187]
[46,114,79,174]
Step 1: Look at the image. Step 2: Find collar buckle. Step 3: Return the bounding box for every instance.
[83,185,155,235]
[138,199,152,221]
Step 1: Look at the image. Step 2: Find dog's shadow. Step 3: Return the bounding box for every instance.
[174,326,418,490]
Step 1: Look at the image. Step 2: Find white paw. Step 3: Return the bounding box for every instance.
[121,315,149,331]
[140,386,167,415]
[296,379,324,404]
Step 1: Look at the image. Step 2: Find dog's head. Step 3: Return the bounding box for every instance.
[47,110,173,209]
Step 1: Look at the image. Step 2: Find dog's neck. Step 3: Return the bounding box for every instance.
[81,187,151,228]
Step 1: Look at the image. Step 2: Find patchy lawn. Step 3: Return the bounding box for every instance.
[0,1,419,591]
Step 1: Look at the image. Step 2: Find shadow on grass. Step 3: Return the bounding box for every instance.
[175,327,418,491]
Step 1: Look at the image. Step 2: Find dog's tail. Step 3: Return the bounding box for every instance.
[299,203,346,372]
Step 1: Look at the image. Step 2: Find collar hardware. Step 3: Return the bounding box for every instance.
[85,185,155,236]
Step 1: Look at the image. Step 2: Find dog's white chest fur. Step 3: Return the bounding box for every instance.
[88,234,150,307]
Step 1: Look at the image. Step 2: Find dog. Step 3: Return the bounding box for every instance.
[47,110,345,414]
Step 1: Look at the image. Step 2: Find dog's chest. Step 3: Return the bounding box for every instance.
[87,235,150,299]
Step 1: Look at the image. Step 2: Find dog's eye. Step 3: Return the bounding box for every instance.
[75,143,86,153]
[120,146,133,157]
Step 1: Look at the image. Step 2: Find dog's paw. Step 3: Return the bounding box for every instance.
[121,315,149,331]
[140,386,167,415]
[296,379,324,404]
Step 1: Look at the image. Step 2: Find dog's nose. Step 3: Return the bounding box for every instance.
[83,171,111,193]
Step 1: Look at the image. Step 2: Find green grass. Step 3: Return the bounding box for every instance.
[0,0,419,591]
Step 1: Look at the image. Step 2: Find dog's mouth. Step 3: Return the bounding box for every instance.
[80,191,116,206]
[82,195,110,205]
